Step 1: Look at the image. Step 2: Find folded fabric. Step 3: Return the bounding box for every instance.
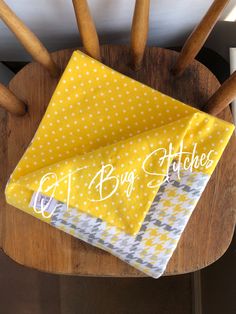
[31,165,209,278]
[11,117,192,235]
[5,50,235,278]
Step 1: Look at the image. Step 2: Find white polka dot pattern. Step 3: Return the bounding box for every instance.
[5,50,235,235]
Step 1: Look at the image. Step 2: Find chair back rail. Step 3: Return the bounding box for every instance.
[173,0,230,76]
[0,82,25,115]
[0,0,59,78]
[130,0,150,70]
[0,0,235,118]
[72,0,101,61]
[204,70,236,116]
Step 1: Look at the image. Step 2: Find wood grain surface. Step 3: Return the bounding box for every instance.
[130,0,150,70]
[0,0,59,78]
[0,45,235,276]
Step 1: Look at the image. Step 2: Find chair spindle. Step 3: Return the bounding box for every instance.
[0,83,26,116]
[130,0,150,71]
[72,0,101,61]
[204,71,236,116]
[173,0,230,76]
[0,0,59,78]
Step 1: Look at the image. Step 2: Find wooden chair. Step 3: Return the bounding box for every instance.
[0,0,235,277]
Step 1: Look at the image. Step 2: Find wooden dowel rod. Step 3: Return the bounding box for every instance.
[173,0,230,76]
[130,0,150,71]
[0,0,59,78]
[204,71,236,116]
[72,0,101,61]
[0,83,26,116]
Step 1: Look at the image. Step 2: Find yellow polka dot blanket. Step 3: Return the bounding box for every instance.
[5,50,235,278]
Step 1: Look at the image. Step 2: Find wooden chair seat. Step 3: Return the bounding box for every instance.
[0,45,235,276]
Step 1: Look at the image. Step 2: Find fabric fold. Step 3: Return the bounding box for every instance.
[7,115,195,235]
[5,49,235,277]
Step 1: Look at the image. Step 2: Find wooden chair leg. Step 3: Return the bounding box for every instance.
[72,0,101,61]
[0,83,26,116]
[204,71,236,116]
[173,0,230,76]
[130,0,150,71]
[0,0,59,78]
